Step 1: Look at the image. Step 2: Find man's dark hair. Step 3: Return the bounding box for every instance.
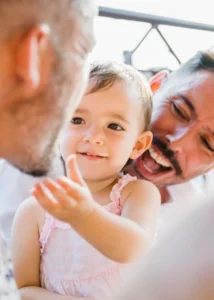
[175,48,214,76]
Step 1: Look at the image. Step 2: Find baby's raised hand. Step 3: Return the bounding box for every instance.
[32,155,95,224]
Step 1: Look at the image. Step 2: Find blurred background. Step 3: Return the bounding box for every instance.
[91,0,214,78]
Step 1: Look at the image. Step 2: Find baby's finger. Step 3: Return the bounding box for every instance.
[43,178,75,208]
[66,155,86,187]
[43,178,66,199]
[57,176,84,200]
[32,183,58,213]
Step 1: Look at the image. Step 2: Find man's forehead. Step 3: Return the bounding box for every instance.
[153,70,214,125]
[166,71,214,96]
[165,71,214,109]
[186,72,214,120]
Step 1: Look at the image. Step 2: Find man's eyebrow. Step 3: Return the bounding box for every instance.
[177,94,196,114]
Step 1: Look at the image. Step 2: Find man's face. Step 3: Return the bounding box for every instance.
[135,70,214,187]
[0,12,95,176]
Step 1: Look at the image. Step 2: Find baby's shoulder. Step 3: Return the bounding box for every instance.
[19,195,41,212]
[121,179,160,205]
[123,178,159,195]
[17,196,45,225]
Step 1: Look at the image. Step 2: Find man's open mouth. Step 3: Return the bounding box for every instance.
[136,145,174,179]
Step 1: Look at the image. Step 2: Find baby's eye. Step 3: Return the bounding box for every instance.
[70,117,84,125]
[108,123,124,131]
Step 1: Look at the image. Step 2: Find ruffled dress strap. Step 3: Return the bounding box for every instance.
[39,213,71,254]
[109,174,137,215]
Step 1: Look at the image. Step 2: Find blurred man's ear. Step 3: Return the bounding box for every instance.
[150,70,169,93]
[16,24,51,97]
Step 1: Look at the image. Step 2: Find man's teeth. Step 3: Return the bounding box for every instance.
[149,147,171,168]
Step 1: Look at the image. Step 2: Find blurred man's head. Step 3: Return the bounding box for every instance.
[0,0,96,176]
[134,49,214,187]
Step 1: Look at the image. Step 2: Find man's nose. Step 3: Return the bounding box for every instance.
[165,127,193,154]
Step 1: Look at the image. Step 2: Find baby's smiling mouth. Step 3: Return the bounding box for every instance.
[78,152,107,160]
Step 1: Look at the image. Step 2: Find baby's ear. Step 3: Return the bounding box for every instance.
[150,70,169,93]
[130,131,153,160]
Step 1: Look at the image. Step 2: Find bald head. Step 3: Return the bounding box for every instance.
[0,0,96,56]
[0,0,97,175]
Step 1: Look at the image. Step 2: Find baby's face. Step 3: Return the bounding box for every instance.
[60,80,148,181]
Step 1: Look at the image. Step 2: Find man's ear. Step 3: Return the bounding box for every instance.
[150,70,169,93]
[130,131,153,160]
[16,24,51,96]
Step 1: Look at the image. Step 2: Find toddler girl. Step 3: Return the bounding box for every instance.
[12,61,160,300]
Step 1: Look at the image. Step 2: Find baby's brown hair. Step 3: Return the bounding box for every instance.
[89,61,152,131]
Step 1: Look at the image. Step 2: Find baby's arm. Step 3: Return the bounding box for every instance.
[33,156,160,263]
[11,197,92,300]
[20,287,94,300]
[72,180,160,263]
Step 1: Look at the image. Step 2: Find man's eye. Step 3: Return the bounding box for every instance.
[172,102,191,122]
[201,136,214,152]
[108,123,124,131]
[70,117,84,125]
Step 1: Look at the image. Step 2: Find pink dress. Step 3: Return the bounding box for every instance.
[39,174,137,299]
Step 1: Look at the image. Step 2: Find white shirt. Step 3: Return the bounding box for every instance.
[0,158,64,241]
[158,176,207,239]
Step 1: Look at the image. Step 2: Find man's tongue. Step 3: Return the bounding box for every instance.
[143,151,163,173]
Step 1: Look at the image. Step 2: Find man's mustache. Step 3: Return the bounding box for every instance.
[152,136,183,176]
